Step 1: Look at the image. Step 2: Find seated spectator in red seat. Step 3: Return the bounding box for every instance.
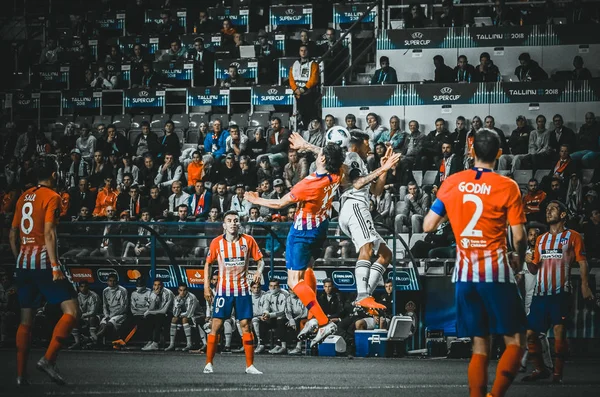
[523,178,547,224]
[515,53,548,82]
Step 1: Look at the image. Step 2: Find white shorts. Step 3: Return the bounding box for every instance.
[101,314,127,329]
[362,317,377,330]
[339,199,385,253]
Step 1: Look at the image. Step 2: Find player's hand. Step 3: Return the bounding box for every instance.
[252,271,262,285]
[582,284,594,301]
[261,313,269,321]
[381,152,401,171]
[52,264,65,282]
[244,191,260,204]
[525,252,533,264]
[380,146,393,167]
[289,132,308,151]
[286,320,296,329]
[204,288,214,306]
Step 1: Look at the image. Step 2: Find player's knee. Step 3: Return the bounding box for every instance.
[171,317,178,323]
[355,320,366,330]
[182,317,189,324]
[359,243,374,259]
[240,321,251,334]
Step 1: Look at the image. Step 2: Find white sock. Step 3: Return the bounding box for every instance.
[89,327,97,340]
[296,341,302,350]
[540,333,552,369]
[224,321,233,347]
[521,348,529,368]
[367,262,386,296]
[281,341,287,349]
[236,321,243,337]
[72,328,80,344]
[183,323,192,346]
[355,260,371,299]
[198,326,207,345]
[169,324,177,345]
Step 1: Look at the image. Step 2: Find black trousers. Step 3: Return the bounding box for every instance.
[295,91,320,128]
[147,313,168,343]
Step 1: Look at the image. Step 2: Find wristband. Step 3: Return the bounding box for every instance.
[52,263,61,272]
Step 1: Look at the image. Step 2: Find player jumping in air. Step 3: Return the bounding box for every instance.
[244,143,346,347]
[9,157,80,386]
[203,210,265,375]
[522,201,594,384]
[424,128,528,397]
[288,129,401,313]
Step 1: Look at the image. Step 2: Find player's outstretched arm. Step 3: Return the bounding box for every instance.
[244,191,296,210]
[352,152,401,191]
[289,132,321,155]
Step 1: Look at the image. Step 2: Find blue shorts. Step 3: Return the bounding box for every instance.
[285,225,327,271]
[16,268,77,308]
[527,293,571,333]
[213,294,253,320]
[455,282,527,337]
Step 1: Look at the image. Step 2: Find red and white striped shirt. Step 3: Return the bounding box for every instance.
[532,230,585,296]
[289,172,340,231]
[12,186,61,270]
[206,234,263,297]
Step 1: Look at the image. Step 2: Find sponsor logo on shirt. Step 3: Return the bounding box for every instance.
[541,249,563,259]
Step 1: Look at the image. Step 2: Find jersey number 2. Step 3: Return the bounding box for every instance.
[21,202,34,235]
[460,194,483,237]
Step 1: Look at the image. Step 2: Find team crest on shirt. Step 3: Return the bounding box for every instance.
[240,245,247,253]
[460,238,470,249]
[560,238,569,245]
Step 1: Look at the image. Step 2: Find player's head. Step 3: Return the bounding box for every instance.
[472,128,501,164]
[318,142,344,175]
[528,178,539,193]
[385,279,393,294]
[107,274,118,288]
[177,283,188,297]
[35,156,58,186]
[268,279,280,291]
[153,279,164,292]
[210,272,218,287]
[223,210,240,236]
[323,278,333,294]
[527,226,541,246]
[546,200,568,225]
[78,280,90,294]
[349,130,370,158]
[135,278,145,289]
[250,282,261,294]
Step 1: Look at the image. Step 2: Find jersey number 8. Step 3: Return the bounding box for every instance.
[21,202,34,235]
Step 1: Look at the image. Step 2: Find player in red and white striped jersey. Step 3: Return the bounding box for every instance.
[523,200,593,384]
[424,128,528,397]
[9,157,79,386]
[203,210,265,375]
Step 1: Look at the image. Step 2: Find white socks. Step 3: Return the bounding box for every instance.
[355,260,371,300]
[368,262,386,295]
[183,323,192,346]
[223,320,233,347]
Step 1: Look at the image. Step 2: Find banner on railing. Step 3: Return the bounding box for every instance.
[36,64,70,90]
[61,89,102,109]
[214,58,258,82]
[124,88,165,108]
[251,85,294,106]
[322,85,403,107]
[69,265,178,288]
[207,6,250,27]
[145,8,187,29]
[333,2,377,24]
[12,91,40,110]
[269,5,313,26]
[187,87,229,107]
[95,12,126,32]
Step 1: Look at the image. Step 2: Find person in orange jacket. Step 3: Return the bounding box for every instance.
[93,176,119,218]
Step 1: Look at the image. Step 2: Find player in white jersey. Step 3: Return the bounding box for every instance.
[289,130,400,310]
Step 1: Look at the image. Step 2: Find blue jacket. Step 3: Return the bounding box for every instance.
[204,130,230,159]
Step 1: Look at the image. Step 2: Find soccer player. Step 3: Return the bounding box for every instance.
[203,210,264,375]
[9,157,80,385]
[244,143,346,347]
[166,283,199,351]
[423,128,528,397]
[286,131,401,313]
[522,201,594,384]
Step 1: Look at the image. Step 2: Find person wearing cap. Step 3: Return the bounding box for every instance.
[269,179,289,217]
[256,29,279,84]
[230,184,250,220]
[498,115,533,174]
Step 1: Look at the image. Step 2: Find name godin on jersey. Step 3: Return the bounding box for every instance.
[458,182,491,195]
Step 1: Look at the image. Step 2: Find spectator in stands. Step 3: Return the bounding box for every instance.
[138,62,161,88]
[105,45,125,64]
[123,209,153,257]
[547,144,577,185]
[584,208,600,261]
[257,179,274,218]
[571,112,600,168]
[297,29,317,57]
[204,120,229,160]
[225,124,247,157]
[523,178,547,223]
[193,9,215,33]
[257,158,274,185]
[425,118,450,168]
[133,122,160,165]
[454,55,476,83]
[96,274,128,341]
[515,53,548,82]
[227,32,249,59]
[39,38,61,64]
[345,114,358,130]
[122,184,147,220]
[67,149,90,189]
[371,56,398,85]
[492,0,516,26]
[100,124,130,158]
[159,38,186,61]
[324,114,335,131]
[365,113,388,152]
[374,188,394,229]
[256,29,279,84]
[572,56,593,81]
[69,280,100,349]
[320,28,347,85]
[399,120,427,184]
[475,52,500,82]
[433,140,462,188]
[540,177,566,212]
[247,128,268,160]
[215,154,242,190]
[68,177,95,216]
[62,206,94,258]
[549,114,576,157]
[148,185,167,220]
[155,152,183,194]
[74,123,95,163]
[261,279,289,354]
[230,184,250,219]
[221,18,236,42]
[462,116,483,169]
[93,175,118,217]
[289,45,320,128]
[395,181,431,234]
[404,3,427,28]
[239,155,258,191]
[433,55,455,83]
[264,117,290,166]
[13,123,35,161]
[450,116,468,156]
[283,149,308,189]
[584,190,599,219]
[58,123,78,154]
[303,119,326,148]
[186,151,204,187]
[156,9,182,35]
[139,154,158,192]
[90,65,115,89]
[187,180,211,221]
[523,115,553,171]
[159,120,181,159]
[186,37,213,87]
[211,181,232,214]
[165,284,199,351]
[499,115,533,174]
[437,0,463,27]
[167,181,190,217]
[142,279,174,351]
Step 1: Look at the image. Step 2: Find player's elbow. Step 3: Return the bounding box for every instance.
[422,216,437,233]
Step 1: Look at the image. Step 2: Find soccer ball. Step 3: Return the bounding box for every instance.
[326,126,350,148]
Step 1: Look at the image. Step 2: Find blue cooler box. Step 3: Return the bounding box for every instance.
[318,335,347,356]
[355,330,388,357]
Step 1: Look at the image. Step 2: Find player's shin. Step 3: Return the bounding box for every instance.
[16,324,32,378]
[206,334,217,364]
[491,344,524,397]
[223,321,233,348]
[468,353,489,397]
[367,262,386,295]
[554,338,568,378]
[242,332,254,367]
[527,335,544,372]
[292,281,329,326]
[183,324,192,347]
[355,260,371,300]
[45,314,77,363]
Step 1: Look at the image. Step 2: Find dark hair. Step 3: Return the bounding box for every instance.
[473,128,501,163]
[456,116,466,122]
[323,278,333,285]
[379,56,390,64]
[35,156,58,182]
[223,210,240,219]
[177,204,188,210]
[553,114,563,122]
[140,207,150,214]
[229,124,239,131]
[269,279,280,285]
[106,123,117,131]
[349,131,370,147]
[140,121,150,128]
[435,118,445,124]
[164,120,175,128]
[194,37,204,44]
[123,172,133,180]
[153,279,164,285]
[366,112,378,122]
[178,282,187,289]
[480,52,491,60]
[250,206,260,212]
[107,274,118,281]
[79,280,89,286]
[433,55,445,63]
[129,184,139,191]
[345,114,356,122]
[518,53,531,62]
[458,55,467,62]
[536,115,546,122]
[170,38,181,46]
[528,178,538,183]
[228,63,238,70]
[80,122,90,130]
[485,115,495,122]
[271,116,282,124]
[323,142,345,175]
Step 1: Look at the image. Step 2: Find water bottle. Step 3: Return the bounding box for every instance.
[342,76,346,86]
